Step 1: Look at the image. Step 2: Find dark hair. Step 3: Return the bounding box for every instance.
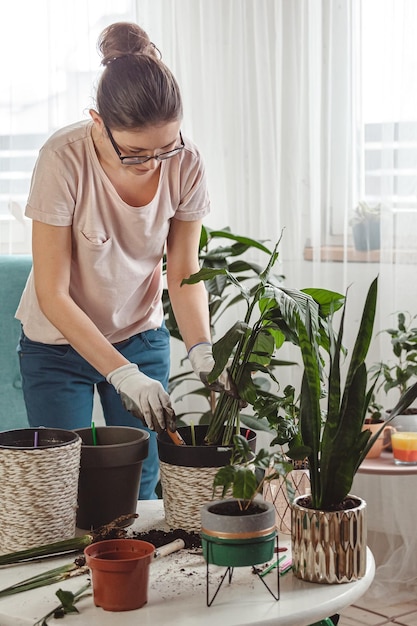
[96,22,183,130]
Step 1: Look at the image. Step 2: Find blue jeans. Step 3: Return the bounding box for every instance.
[18,325,171,500]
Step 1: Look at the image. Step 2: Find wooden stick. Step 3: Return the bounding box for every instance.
[154,539,185,559]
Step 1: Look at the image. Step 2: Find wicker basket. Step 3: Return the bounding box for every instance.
[0,428,81,553]
[157,425,256,532]
[159,462,219,531]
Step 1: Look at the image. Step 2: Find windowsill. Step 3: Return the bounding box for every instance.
[303,246,417,264]
[304,246,380,262]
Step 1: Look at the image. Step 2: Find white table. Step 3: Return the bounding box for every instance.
[353,451,417,604]
[0,501,375,626]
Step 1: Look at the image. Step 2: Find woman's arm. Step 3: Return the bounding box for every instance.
[165,218,211,351]
[32,220,128,377]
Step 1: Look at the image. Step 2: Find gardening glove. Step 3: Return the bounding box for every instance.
[107,363,175,433]
[188,342,232,393]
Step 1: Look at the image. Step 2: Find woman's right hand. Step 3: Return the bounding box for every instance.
[107,363,175,432]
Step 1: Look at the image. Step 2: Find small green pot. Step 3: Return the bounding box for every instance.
[201,499,276,567]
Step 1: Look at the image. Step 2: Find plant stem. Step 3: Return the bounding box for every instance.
[0,562,89,597]
[34,581,91,626]
[0,536,93,566]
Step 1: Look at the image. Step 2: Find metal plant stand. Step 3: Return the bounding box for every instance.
[205,535,280,607]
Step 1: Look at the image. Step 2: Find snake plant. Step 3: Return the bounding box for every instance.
[290,276,417,510]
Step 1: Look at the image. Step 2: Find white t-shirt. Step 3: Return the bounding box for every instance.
[16,121,210,344]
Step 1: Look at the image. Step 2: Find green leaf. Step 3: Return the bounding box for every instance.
[181,267,250,302]
[302,287,345,316]
[231,433,252,461]
[237,364,259,404]
[239,414,271,432]
[212,466,236,498]
[205,229,272,254]
[55,589,80,614]
[248,330,275,366]
[232,468,258,500]
[210,321,250,383]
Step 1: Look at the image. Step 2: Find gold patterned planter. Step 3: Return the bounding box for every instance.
[291,494,367,584]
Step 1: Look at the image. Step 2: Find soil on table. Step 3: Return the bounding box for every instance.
[131,528,201,549]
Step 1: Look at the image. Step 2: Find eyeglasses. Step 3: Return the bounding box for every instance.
[105,126,184,165]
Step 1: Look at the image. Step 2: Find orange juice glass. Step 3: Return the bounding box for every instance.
[391,432,417,465]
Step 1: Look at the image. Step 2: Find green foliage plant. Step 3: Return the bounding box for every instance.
[370,311,417,400]
[164,226,286,426]
[182,235,345,447]
[212,433,293,511]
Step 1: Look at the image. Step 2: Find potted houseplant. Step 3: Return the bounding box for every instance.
[370,311,417,436]
[349,201,381,251]
[164,225,287,429]
[200,434,291,605]
[177,235,345,447]
[288,277,417,583]
[158,234,345,530]
[361,394,393,459]
[201,433,292,568]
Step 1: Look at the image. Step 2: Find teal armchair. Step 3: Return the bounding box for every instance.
[0,255,32,430]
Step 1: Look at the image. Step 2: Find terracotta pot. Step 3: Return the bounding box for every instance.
[157,425,256,531]
[291,494,367,584]
[362,421,394,459]
[84,539,155,611]
[74,426,149,530]
[200,498,276,567]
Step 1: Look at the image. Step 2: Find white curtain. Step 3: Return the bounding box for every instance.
[2,0,417,603]
[2,5,417,406]
[2,0,417,422]
[1,0,353,263]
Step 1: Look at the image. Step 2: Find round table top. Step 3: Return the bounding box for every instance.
[0,501,375,626]
[358,450,417,475]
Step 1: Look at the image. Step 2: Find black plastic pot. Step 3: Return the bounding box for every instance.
[74,426,149,530]
[157,424,256,467]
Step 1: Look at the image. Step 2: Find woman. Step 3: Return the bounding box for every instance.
[16,22,225,500]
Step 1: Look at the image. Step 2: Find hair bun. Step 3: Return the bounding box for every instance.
[98,22,159,66]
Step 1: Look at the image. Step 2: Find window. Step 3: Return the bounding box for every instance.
[0,0,137,253]
[361,0,417,252]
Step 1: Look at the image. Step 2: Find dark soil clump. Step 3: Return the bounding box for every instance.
[209,500,266,516]
[297,495,362,512]
[132,528,201,549]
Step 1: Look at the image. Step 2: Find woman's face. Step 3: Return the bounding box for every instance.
[104,120,182,176]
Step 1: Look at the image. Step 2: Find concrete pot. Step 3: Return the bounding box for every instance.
[200,498,276,567]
